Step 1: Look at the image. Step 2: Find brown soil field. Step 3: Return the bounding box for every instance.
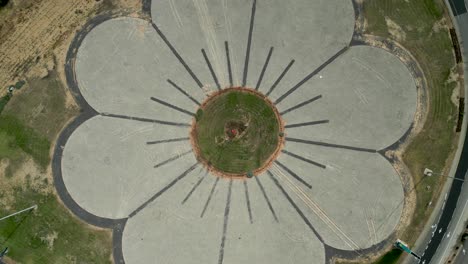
[0,0,142,94]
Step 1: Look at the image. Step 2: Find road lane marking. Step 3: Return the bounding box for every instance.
[438,199,468,264]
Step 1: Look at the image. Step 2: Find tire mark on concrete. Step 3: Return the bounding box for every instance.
[169,0,183,29]
[274,160,312,189]
[271,167,361,251]
[267,170,323,242]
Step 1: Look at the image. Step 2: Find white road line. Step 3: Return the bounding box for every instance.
[438,199,468,264]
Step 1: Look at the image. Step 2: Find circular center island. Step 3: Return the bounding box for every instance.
[191,87,284,178]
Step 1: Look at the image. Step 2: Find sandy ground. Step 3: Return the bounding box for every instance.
[0,0,142,96]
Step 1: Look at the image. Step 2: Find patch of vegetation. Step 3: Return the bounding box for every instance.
[0,115,50,170]
[0,0,9,8]
[194,90,280,174]
[195,108,204,122]
[363,0,458,263]
[14,80,26,89]
[0,72,109,262]
[373,249,403,264]
[0,92,11,114]
[3,73,78,141]
[0,183,112,263]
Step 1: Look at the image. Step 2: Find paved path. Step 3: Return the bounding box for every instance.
[54,1,420,263]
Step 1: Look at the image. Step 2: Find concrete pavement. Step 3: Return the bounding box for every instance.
[56,0,420,263]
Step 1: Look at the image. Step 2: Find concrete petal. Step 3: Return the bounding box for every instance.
[75,17,204,121]
[151,0,354,92]
[62,115,195,219]
[282,45,417,150]
[274,143,404,250]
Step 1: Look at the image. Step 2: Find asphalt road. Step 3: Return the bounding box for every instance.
[415,1,468,263]
[419,131,468,264]
[448,0,467,16]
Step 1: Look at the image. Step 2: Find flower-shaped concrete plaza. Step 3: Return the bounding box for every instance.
[55,0,418,263]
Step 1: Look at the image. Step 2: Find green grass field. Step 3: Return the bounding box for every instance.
[363,0,458,263]
[0,72,111,263]
[0,93,11,113]
[373,249,403,264]
[0,184,112,264]
[194,90,281,174]
[0,115,50,170]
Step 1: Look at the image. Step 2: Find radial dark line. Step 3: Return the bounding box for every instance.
[255,47,274,91]
[265,59,295,97]
[267,170,324,242]
[202,49,221,90]
[150,97,195,117]
[150,22,203,88]
[146,137,189,145]
[242,0,257,87]
[281,149,326,169]
[129,162,199,218]
[154,150,192,169]
[218,179,233,264]
[275,46,349,104]
[201,177,220,218]
[285,120,329,129]
[101,113,190,127]
[243,180,253,224]
[255,176,279,222]
[225,41,233,87]
[167,79,201,106]
[274,160,312,189]
[181,174,206,205]
[285,137,377,153]
[280,95,322,115]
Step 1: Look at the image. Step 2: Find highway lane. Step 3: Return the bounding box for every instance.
[429,172,468,264]
[447,0,467,16]
[419,130,468,264]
